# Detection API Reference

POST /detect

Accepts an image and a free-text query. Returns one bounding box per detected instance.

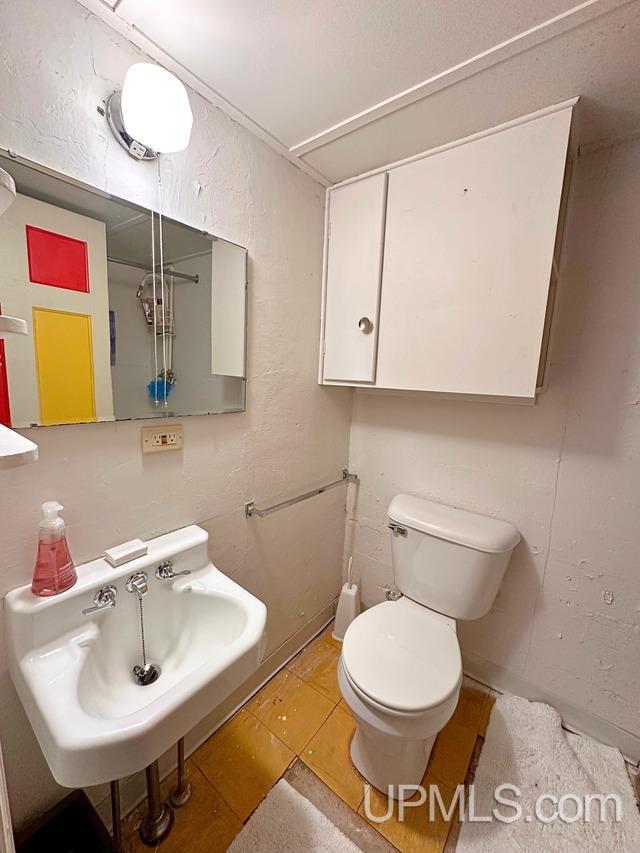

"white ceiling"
[80,0,640,185]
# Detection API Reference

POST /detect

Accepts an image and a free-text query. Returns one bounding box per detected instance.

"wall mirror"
[0,150,247,427]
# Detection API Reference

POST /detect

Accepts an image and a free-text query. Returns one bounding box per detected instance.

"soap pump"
[31,501,77,597]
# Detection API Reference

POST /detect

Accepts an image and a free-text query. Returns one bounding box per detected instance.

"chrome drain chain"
[126,570,162,687]
[138,596,148,668]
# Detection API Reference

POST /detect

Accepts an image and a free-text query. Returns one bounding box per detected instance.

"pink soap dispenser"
[31,501,78,597]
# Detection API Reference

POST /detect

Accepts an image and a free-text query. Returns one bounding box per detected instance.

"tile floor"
[123,625,494,852]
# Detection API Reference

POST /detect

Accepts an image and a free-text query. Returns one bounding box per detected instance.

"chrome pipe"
[170,738,192,807]
[139,760,173,846]
[110,780,122,853]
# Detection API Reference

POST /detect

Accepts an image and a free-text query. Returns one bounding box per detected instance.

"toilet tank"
[388,494,520,620]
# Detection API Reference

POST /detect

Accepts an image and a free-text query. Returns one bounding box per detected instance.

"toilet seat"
[342,598,462,714]
[340,660,414,717]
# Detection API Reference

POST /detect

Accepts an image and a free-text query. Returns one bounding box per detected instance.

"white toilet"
[339,493,520,799]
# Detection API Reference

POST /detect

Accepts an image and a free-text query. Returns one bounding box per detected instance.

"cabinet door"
[376,107,572,399]
[322,173,387,383]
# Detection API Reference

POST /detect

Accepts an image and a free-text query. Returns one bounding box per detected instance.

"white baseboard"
[462,653,640,766]
[95,598,337,829]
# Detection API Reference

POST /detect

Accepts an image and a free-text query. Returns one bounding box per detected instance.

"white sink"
[4,525,267,787]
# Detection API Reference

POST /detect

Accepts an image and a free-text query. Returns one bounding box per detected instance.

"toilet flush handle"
[388,522,407,537]
[377,583,402,602]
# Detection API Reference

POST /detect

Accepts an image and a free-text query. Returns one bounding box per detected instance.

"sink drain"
[134,661,161,686]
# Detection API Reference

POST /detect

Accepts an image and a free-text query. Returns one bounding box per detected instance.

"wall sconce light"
[107,63,193,161]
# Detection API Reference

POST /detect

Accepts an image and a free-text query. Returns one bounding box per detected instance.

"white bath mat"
[228,778,363,852]
[457,693,640,852]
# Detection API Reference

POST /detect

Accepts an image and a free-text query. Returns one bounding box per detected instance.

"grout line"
[297,705,338,756]
[236,643,340,755]
[287,666,342,705]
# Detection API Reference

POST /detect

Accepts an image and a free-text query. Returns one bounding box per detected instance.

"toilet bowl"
[339,493,520,799]
[339,596,462,798]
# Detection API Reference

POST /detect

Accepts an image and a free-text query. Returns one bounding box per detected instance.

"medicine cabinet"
[319,99,576,402]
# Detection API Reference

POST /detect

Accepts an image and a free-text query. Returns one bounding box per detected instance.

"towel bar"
[245,469,358,518]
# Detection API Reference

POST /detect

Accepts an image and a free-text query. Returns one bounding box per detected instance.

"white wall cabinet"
[319,100,575,402]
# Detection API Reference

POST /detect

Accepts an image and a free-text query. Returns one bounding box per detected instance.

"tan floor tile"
[427,720,478,789]
[245,668,335,753]
[190,708,247,768]
[197,710,295,821]
[301,706,366,810]
[359,774,457,853]
[321,622,344,650]
[288,635,342,702]
[339,697,352,716]
[478,693,496,738]
[126,767,241,853]
[449,686,488,734]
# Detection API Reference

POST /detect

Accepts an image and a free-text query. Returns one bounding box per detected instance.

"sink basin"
[4,525,267,787]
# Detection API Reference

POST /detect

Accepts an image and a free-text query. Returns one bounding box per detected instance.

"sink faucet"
[155,560,191,581]
[82,585,117,615]
[126,571,149,597]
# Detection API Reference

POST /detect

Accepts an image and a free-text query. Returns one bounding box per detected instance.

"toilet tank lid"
[388,494,520,554]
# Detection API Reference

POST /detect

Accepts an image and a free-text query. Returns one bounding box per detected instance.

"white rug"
[457,693,640,852]
[228,779,363,852]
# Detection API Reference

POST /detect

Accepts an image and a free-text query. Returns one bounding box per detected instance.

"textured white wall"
[0,0,351,828]
[348,138,640,745]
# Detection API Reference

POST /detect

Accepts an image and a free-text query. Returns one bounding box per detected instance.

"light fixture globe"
[107,63,193,161]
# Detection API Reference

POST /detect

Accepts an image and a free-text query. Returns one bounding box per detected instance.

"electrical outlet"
[142,425,184,454]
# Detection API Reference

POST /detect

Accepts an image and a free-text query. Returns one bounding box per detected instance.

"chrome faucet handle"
[155,560,191,581]
[126,570,149,597]
[82,585,117,615]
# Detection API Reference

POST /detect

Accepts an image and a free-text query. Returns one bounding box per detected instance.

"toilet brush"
[332,557,361,642]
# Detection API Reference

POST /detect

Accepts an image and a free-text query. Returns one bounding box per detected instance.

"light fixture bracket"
[106,92,158,161]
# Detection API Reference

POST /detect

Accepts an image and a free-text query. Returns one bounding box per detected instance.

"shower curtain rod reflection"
[107,256,200,284]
